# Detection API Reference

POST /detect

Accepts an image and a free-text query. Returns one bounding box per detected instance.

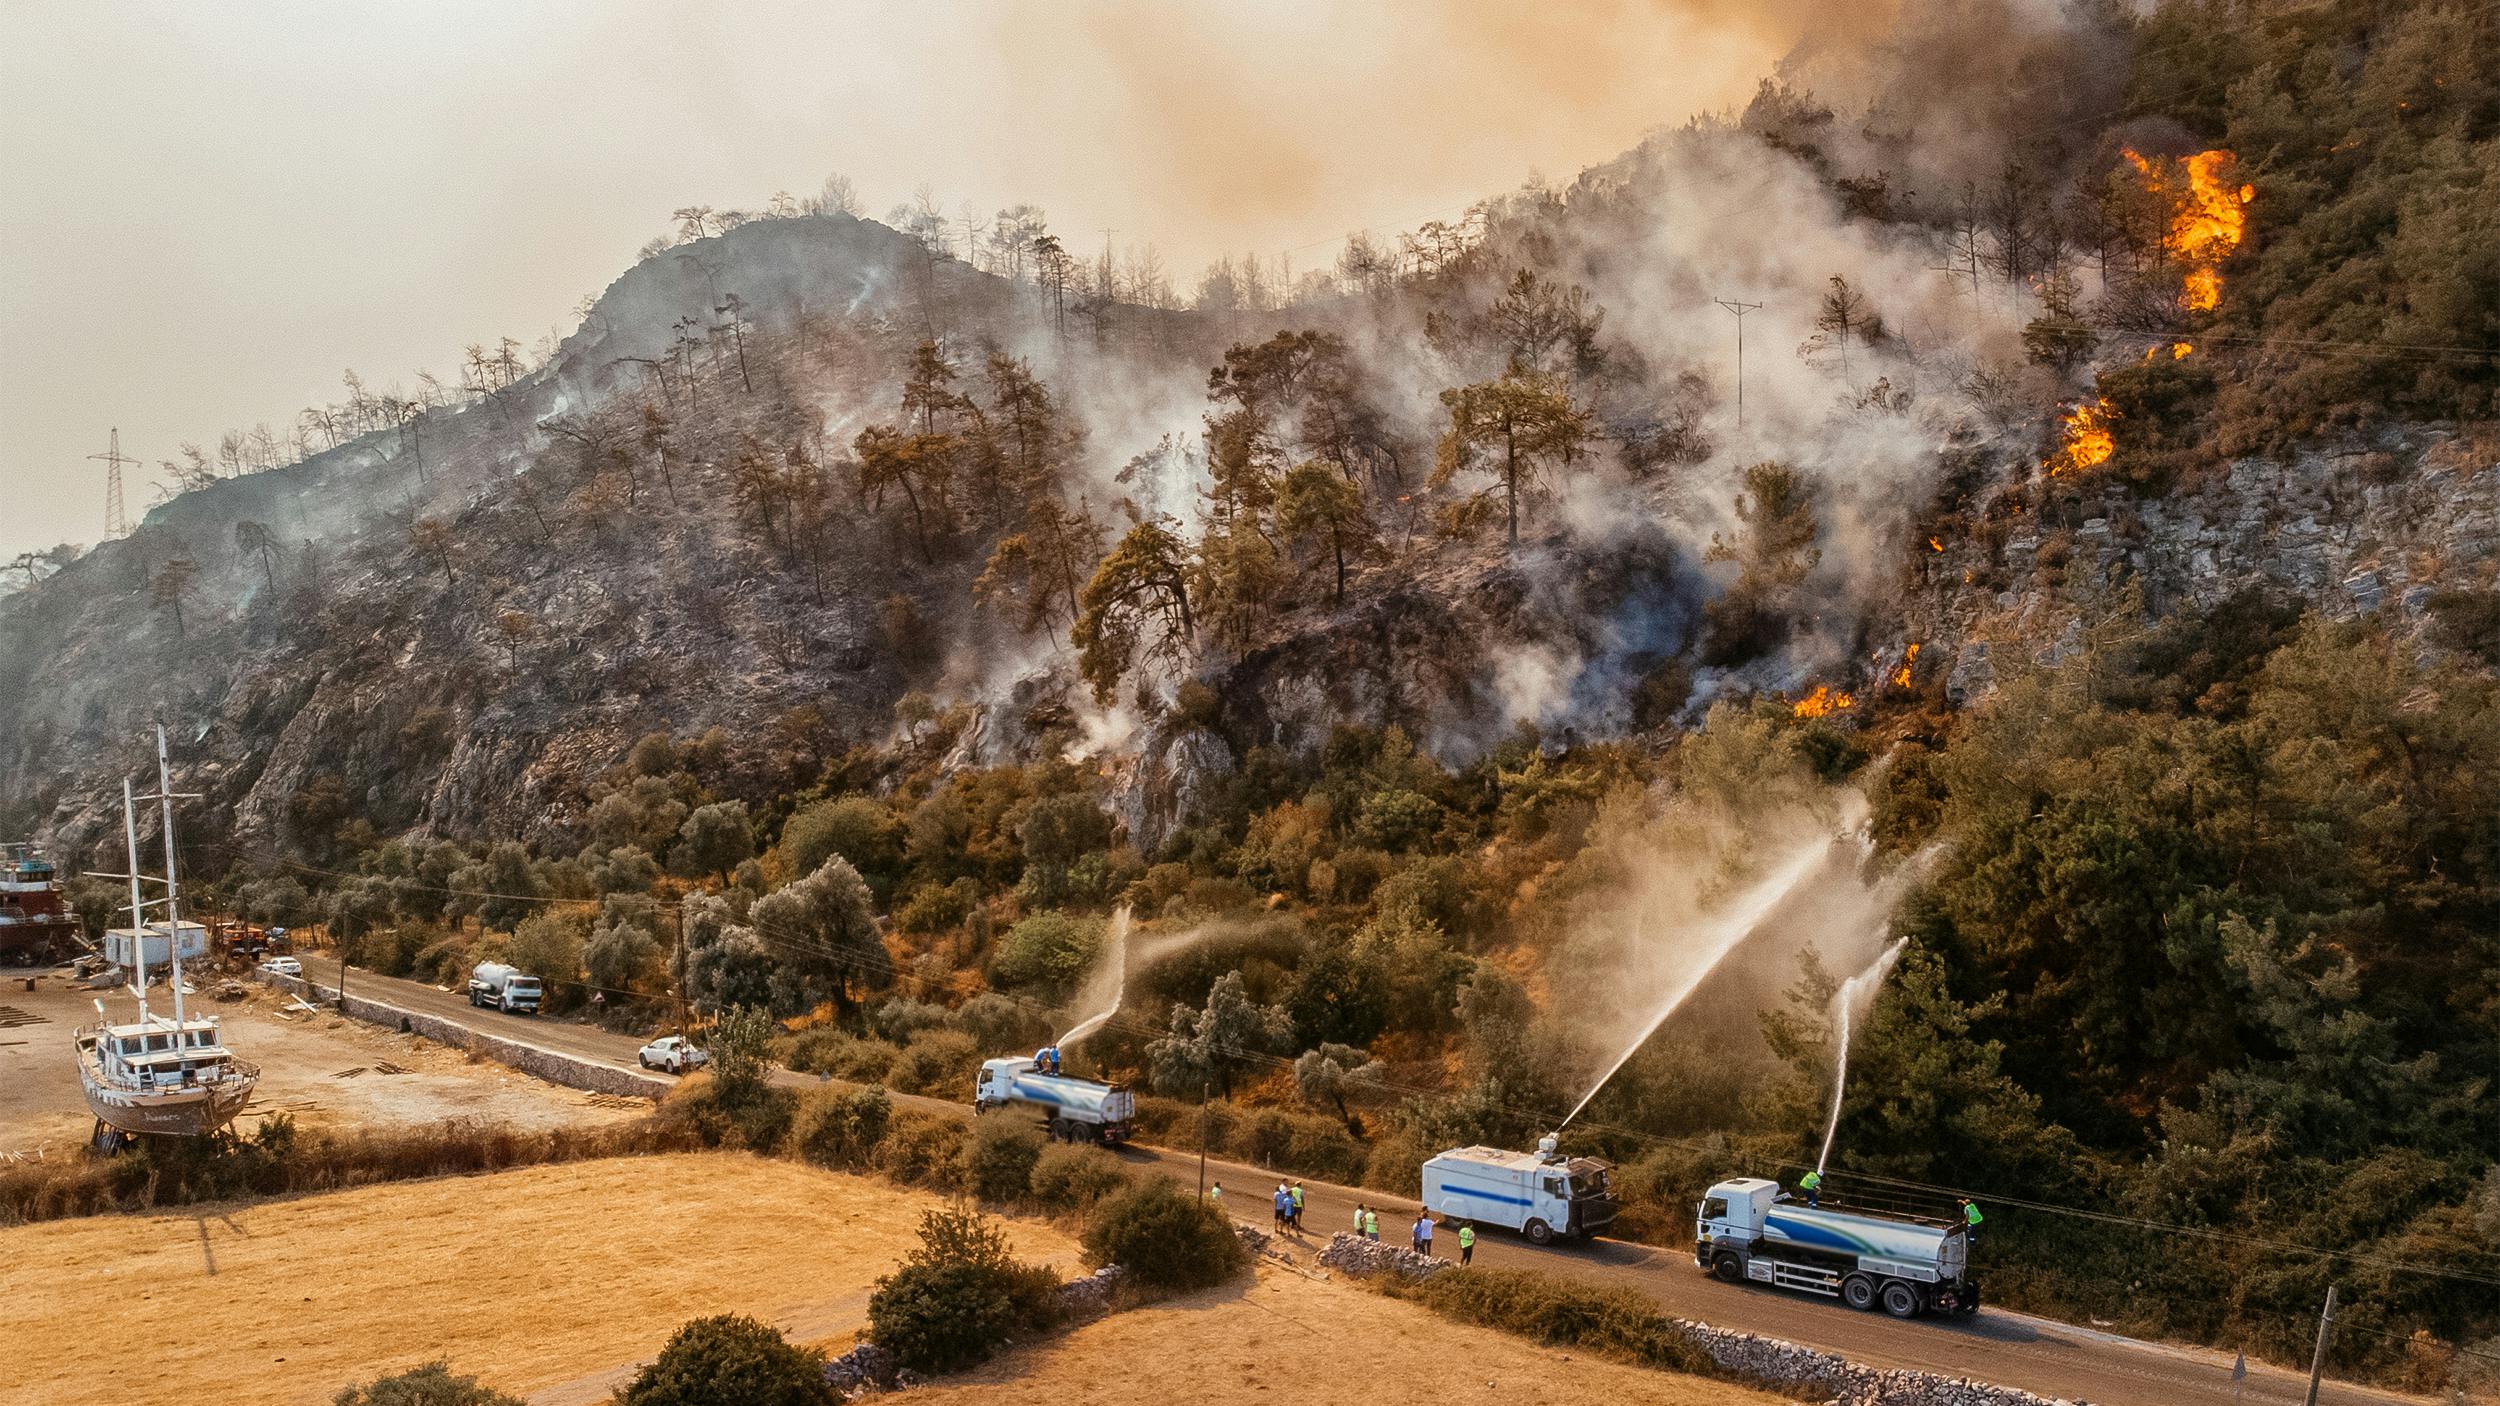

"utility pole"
[1713,300,1763,432]
[89,428,139,538]
[2302,1284,2338,1406]
[671,903,688,1035]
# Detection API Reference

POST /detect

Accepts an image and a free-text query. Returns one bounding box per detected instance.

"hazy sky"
[0,1,1805,559]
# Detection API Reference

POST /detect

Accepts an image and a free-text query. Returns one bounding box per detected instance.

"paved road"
[320,963,2421,1406]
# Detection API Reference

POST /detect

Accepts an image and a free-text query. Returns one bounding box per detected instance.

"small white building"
[103,921,208,971]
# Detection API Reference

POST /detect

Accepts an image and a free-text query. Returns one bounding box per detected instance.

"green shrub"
[611,1313,834,1406]
[358,925,428,978]
[781,1027,899,1084]
[1028,1143,1133,1211]
[330,1361,522,1406]
[505,909,588,1013]
[960,1114,1047,1201]
[867,1208,1064,1374]
[779,795,905,894]
[885,1027,980,1097]
[789,1084,893,1170]
[877,1110,970,1190]
[988,911,1101,998]
[870,998,954,1044]
[895,876,982,935]
[1081,1177,1246,1292]
[1383,1268,1722,1379]
[408,930,475,986]
[955,992,1051,1053]
[652,1070,795,1154]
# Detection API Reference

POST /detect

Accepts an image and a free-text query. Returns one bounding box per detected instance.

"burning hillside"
[2122,147,2254,312]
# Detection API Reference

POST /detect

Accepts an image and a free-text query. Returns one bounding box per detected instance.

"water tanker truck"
[1422,1135,1617,1244]
[973,1056,1135,1145]
[1695,1177,1977,1317]
[466,961,543,1014]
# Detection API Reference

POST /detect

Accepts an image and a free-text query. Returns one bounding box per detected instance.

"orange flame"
[2049,396,2118,476]
[1891,643,1921,688]
[1792,685,1856,719]
[1928,536,1945,553]
[2123,148,2252,312]
[2171,341,2194,359]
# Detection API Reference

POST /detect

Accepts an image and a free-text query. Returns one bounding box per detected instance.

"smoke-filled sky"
[0,0,1825,560]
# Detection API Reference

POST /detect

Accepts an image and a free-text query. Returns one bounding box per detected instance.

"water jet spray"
[1559,827,1857,1130]
[1055,904,1132,1050]
[1815,935,1907,1176]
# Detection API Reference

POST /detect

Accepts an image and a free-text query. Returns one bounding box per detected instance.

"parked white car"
[259,956,303,977]
[638,1035,707,1074]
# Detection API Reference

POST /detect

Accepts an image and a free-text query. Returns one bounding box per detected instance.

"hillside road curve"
[314,963,2427,1406]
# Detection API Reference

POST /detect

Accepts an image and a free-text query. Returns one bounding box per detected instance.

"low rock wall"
[1316,1231,1452,1280]
[250,970,668,1100]
[1676,1319,2088,1406]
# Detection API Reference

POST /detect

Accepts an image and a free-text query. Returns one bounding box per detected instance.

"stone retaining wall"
[1320,1233,2088,1406]
[250,970,669,1100]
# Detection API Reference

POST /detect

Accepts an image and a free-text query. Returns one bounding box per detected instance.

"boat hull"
[79,1057,260,1137]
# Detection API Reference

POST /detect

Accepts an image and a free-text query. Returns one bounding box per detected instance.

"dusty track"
[315,963,2422,1406]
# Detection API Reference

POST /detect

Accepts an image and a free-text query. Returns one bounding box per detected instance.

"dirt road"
[318,963,2422,1406]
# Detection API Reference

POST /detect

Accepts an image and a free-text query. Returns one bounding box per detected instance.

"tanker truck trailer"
[1695,1177,1977,1317]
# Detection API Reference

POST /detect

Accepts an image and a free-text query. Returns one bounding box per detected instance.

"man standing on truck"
[1800,1169,1823,1207]
[1960,1198,1984,1242]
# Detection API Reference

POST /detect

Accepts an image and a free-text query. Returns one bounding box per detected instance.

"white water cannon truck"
[1422,1135,1618,1244]
[1695,1177,1977,1318]
[973,1056,1136,1145]
[466,962,543,1015]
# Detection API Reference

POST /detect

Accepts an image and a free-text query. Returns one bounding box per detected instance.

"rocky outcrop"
[1918,428,2499,703]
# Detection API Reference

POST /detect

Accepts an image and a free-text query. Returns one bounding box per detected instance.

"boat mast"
[151,726,189,1032]
[120,775,151,1025]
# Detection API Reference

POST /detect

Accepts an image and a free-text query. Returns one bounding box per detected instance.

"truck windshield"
[1700,1196,1729,1220]
[1569,1169,1608,1197]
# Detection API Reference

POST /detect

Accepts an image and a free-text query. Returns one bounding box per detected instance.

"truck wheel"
[1525,1219,1554,1246]
[1880,1280,1922,1318]
[1711,1253,1744,1283]
[1841,1274,1878,1310]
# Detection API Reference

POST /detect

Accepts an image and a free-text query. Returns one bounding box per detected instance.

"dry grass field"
[0,1152,1085,1406]
[917,1261,1786,1406]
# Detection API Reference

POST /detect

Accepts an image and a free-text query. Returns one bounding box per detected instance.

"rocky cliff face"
[1910,427,2499,703]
